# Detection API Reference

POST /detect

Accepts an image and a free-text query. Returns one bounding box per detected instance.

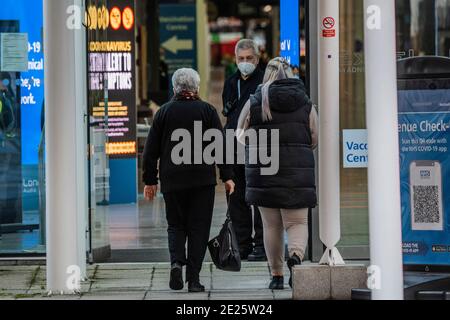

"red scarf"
[174,90,200,101]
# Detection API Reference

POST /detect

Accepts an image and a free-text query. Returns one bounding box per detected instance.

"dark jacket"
[222,68,264,130]
[143,99,233,193]
[245,78,317,209]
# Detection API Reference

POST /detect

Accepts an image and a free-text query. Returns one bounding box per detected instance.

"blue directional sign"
[159,3,197,89]
[280,0,300,68]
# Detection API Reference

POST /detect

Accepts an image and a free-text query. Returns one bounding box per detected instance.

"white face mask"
[237,62,256,77]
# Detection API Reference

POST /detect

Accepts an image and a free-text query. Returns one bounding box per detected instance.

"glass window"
[336,0,450,256]
[397,0,450,57]
[86,0,112,262]
[338,0,369,251]
[0,1,45,255]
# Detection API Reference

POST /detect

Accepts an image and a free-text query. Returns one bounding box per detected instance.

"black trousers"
[163,185,215,283]
[227,165,264,252]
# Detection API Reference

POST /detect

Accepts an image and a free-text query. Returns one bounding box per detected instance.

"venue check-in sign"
[88,0,136,159]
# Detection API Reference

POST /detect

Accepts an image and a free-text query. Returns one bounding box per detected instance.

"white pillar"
[363,1,404,300]
[44,0,87,294]
[318,0,344,265]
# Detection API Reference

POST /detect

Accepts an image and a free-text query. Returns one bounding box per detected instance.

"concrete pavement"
[0,262,293,300]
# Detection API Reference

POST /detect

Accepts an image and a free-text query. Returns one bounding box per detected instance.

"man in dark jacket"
[222,39,266,261]
[143,68,235,293]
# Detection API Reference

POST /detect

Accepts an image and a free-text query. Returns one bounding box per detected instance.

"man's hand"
[224,180,235,195]
[144,185,158,201]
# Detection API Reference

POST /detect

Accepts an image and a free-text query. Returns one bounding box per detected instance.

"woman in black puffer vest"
[236,58,318,290]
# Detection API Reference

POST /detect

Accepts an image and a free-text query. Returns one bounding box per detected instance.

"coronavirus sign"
[87,0,137,205]
[88,0,136,158]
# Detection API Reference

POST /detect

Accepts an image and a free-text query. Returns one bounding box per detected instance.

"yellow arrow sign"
[162,36,193,55]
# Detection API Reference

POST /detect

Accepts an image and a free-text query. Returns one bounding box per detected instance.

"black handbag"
[208,208,241,272]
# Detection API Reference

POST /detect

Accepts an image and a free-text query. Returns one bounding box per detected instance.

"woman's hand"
[144,185,158,201]
[224,180,235,195]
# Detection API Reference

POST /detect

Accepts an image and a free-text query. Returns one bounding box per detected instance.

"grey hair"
[172,68,200,94]
[261,57,294,122]
[235,39,260,57]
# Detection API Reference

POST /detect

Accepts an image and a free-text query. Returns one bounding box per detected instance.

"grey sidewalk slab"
[0,262,293,300]
[90,279,150,291]
[212,276,270,290]
[145,291,209,300]
[209,289,275,300]
[93,269,152,278]
[81,291,146,300]
[273,290,293,300]
[151,277,212,291]
[18,294,82,300]
[95,263,156,270]
[0,265,41,272]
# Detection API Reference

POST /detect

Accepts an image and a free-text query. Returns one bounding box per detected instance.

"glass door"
[86,0,112,262]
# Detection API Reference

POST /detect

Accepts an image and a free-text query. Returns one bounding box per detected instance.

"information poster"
[0,33,28,72]
[1,0,44,215]
[87,0,137,204]
[342,129,368,168]
[398,81,450,265]
[88,0,137,158]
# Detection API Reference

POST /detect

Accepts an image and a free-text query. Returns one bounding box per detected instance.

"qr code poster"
[398,85,450,266]
[410,163,443,231]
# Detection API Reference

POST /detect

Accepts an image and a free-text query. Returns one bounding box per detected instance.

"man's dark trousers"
[163,185,215,283]
[227,165,264,255]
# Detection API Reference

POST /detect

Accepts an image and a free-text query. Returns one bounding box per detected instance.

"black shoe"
[240,247,253,260]
[287,254,302,288]
[188,281,205,293]
[248,247,267,261]
[169,263,183,290]
[269,276,284,290]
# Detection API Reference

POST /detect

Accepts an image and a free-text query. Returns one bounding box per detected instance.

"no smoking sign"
[322,16,336,38]
[323,17,335,29]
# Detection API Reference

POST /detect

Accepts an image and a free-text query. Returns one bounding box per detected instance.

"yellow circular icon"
[101,6,109,30]
[122,7,134,31]
[97,6,104,29]
[110,7,122,30]
[87,5,97,30]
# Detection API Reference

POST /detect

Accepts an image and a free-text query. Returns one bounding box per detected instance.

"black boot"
[188,281,205,293]
[287,254,302,288]
[239,246,253,260]
[169,263,183,290]
[269,276,284,290]
[247,246,267,261]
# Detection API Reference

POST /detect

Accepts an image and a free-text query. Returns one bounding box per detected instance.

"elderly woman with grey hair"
[143,68,235,293]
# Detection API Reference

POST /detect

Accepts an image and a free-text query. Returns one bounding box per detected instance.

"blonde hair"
[261,58,294,122]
